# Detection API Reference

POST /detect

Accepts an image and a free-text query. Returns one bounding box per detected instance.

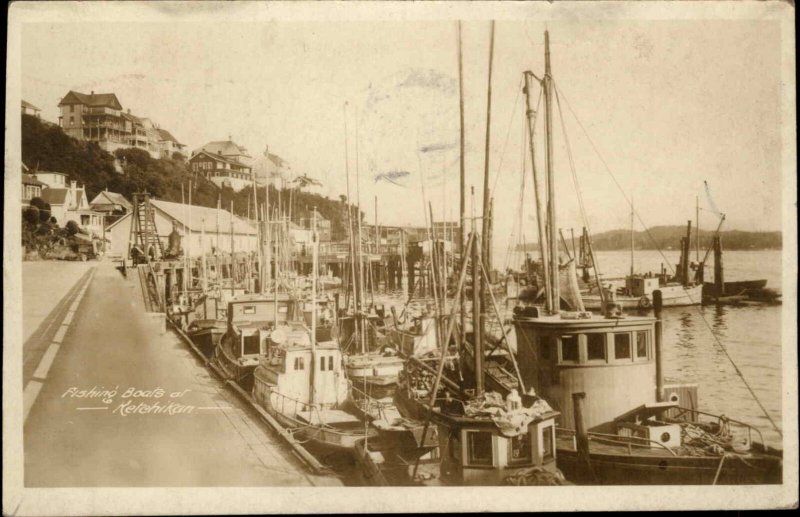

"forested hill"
[516,225,782,251]
[20,114,358,238]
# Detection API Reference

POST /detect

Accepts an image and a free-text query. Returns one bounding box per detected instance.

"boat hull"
[210,344,257,391]
[582,284,703,311]
[556,445,782,485]
[187,324,225,359]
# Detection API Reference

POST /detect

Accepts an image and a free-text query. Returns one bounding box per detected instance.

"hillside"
[21,114,359,238]
[515,225,782,252]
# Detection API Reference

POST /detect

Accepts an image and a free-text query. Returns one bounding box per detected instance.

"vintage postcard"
[4,1,797,514]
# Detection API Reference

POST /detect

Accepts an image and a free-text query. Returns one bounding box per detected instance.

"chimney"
[90,90,95,96]
[127,108,131,114]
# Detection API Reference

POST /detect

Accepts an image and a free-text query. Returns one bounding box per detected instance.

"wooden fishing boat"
[252,215,374,452]
[186,318,226,358]
[582,280,703,311]
[210,293,298,391]
[252,326,376,451]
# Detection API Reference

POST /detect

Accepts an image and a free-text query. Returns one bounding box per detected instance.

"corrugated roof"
[59,90,123,110]
[41,188,69,205]
[152,199,257,235]
[22,100,41,111]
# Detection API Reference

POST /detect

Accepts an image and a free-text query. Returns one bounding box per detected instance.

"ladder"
[128,192,164,263]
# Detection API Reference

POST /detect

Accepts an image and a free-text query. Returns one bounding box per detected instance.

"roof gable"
[22,100,41,111]
[59,90,123,110]
[189,150,250,168]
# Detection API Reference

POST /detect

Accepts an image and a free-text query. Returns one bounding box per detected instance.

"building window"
[508,434,533,466]
[293,357,305,371]
[243,305,256,315]
[70,105,74,112]
[466,431,493,466]
[587,333,606,361]
[614,333,632,360]
[320,356,326,371]
[70,116,74,126]
[328,356,334,371]
[636,331,648,360]
[560,335,579,363]
[542,426,555,462]
[81,215,89,225]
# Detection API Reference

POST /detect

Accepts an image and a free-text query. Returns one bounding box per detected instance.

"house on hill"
[252,144,292,188]
[189,139,254,191]
[105,198,258,258]
[21,169,46,207]
[22,100,41,118]
[58,89,183,159]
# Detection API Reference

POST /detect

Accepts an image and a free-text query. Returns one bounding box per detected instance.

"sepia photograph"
[4,1,797,514]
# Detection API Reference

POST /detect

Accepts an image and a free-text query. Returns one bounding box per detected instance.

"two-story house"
[21,100,41,118]
[21,164,45,207]
[189,140,254,191]
[40,179,105,238]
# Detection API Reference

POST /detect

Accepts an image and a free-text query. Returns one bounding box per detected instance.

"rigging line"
[489,76,524,197]
[503,106,530,273]
[553,80,782,438]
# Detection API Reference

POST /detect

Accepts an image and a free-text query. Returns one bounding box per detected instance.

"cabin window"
[614,333,632,360]
[538,335,553,360]
[586,333,607,362]
[542,426,555,462]
[243,305,256,315]
[560,335,579,363]
[293,357,305,370]
[466,431,493,466]
[636,331,649,360]
[328,356,334,371]
[320,356,326,371]
[242,334,260,355]
[508,434,533,466]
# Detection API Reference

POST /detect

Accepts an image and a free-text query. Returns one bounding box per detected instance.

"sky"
[20,11,786,262]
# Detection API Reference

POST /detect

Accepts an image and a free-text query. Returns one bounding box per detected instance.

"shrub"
[65,220,81,236]
[23,206,40,226]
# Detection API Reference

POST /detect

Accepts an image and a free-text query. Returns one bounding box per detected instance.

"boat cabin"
[256,330,349,410]
[625,276,660,298]
[434,395,561,485]
[513,309,657,433]
[220,294,298,364]
[389,315,439,357]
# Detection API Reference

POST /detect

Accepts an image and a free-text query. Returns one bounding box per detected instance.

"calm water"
[369,249,784,447]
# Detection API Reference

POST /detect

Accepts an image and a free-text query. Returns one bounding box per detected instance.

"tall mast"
[188,181,193,290]
[457,20,467,352]
[696,195,700,263]
[201,218,207,292]
[355,111,366,354]
[343,102,358,317]
[523,71,552,312]
[630,198,635,277]
[229,200,235,296]
[480,20,495,274]
[544,30,560,313]
[252,168,262,293]
[310,208,318,405]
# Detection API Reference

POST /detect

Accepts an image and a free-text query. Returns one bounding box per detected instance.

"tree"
[23,206,40,226]
[65,220,81,236]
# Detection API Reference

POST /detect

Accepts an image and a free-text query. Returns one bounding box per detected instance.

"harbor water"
[370,249,784,448]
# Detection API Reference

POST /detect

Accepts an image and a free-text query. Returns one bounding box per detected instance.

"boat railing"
[556,427,678,457]
[667,406,763,447]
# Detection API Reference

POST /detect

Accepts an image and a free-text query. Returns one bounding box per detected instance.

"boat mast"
[355,112,366,354]
[310,208,318,406]
[188,181,193,290]
[696,195,700,263]
[630,198,635,277]
[229,200,235,296]
[252,168,262,293]
[544,30,560,313]
[458,20,467,353]
[480,20,495,275]
[523,71,552,312]
[343,102,358,320]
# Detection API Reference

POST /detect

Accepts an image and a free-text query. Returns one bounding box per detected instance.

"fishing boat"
[509,32,782,485]
[210,292,298,391]
[251,211,374,451]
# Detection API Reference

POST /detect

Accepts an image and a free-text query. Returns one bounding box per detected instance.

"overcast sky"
[21,9,786,261]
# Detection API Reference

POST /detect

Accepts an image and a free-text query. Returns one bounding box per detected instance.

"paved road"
[23,260,338,487]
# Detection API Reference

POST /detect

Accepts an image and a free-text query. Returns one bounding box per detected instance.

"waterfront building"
[21,167,45,207]
[105,198,258,258]
[189,139,254,191]
[89,189,133,226]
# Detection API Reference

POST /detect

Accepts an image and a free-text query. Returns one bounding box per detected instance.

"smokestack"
[90,90,95,96]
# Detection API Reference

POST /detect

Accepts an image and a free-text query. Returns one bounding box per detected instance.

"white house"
[40,180,105,238]
[105,198,258,258]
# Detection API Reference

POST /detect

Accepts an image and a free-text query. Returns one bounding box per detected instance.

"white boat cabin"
[513,308,657,433]
[221,294,298,364]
